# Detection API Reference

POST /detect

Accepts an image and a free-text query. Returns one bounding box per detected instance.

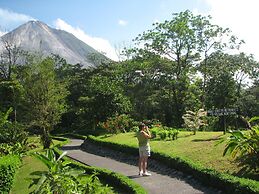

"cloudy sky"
[0,0,258,61]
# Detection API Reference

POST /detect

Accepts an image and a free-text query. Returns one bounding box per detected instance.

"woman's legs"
[138,156,143,173]
[142,156,148,173]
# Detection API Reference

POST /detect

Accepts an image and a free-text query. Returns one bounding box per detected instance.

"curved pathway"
[62,139,221,194]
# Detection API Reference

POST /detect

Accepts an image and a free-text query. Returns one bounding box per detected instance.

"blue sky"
[0,0,259,60]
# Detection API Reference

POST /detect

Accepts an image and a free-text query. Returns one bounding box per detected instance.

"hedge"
[0,155,21,193]
[53,138,146,194]
[53,133,87,140]
[87,135,259,194]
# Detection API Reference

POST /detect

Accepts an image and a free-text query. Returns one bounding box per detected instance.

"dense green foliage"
[223,117,259,173]
[0,10,258,135]
[98,114,136,133]
[31,149,112,194]
[0,9,258,191]
[0,108,28,157]
[150,126,179,140]
[0,155,21,193]
[21,58,68,148]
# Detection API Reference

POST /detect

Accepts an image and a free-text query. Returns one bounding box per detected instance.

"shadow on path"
[79,140,221,194]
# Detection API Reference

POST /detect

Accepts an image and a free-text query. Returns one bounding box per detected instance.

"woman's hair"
[138,122,145,131]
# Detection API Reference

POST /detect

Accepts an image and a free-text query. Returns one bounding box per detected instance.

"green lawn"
[10,155,47,194]
[10,136,115,194]
[10,136,65,193]
[99,131,243,175]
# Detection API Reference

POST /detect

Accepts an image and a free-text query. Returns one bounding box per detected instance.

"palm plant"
[223,116,259,172]
[31,149,86,194]
[182,109,207,135]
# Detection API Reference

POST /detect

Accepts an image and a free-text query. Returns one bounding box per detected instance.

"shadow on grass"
[192,135,225,142]
[99,134,114,139]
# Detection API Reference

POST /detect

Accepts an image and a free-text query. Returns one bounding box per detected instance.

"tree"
[21,57,68,148]
[79,73,131,130]
[0,38,23,80]
[194,15,243,107]
[127,10,201,127]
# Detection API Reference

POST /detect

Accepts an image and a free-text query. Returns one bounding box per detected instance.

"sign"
[207,108,237,116]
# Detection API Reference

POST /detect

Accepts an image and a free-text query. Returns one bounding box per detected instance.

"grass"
[99,131,249,176]
[10,136,65,193]
[10,136,115,194]
[10,155,47,194]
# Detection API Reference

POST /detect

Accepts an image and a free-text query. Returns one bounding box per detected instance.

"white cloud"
[0,8,35,31]
[118,19,128,26]
[54,18,118,61]
[202,0,259,60]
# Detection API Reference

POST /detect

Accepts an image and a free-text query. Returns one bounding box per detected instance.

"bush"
[150,128,158,138]
[0,143,27,157]
[99,114,136,134]
[31,149,112,194]
[0,155,21,193]
[168,129,179,140]
[151,126,179,141]
[223,116,259,173]
[0,108,28,145]
[158,130,167,140]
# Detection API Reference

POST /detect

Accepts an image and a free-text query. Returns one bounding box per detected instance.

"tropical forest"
[0,10,258,194]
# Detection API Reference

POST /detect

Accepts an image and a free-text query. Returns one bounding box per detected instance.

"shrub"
[142,119,161,128]
[182,109,207,135]
[131,126,139,132]
[0,155,21,193]
[31,149,112,194]
[99,114,135,134]
[223,116,259,173]
[168,129,179,140]
[158,130,167,140]
[0,108,28,145]
[0,142,27,157]
[150,128,158,138]
[31,149,86,193]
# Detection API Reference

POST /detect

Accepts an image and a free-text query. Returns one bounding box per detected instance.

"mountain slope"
[0,20,109,67]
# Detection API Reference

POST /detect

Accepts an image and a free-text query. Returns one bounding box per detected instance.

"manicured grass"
[10,136,66,193]
[10,156,47,194]
[11,136,116,194]
[99,131,244,175]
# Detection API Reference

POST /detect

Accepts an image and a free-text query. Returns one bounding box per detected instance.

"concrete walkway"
[62,139,220,194]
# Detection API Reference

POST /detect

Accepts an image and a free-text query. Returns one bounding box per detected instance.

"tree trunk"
[42,127,52,149]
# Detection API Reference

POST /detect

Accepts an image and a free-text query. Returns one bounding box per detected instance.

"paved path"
[62,139,220,194]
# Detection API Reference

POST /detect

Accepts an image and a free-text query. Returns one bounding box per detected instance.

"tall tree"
[78,70,132,130]
[127,10,200,126]
[21,57,68,148]
[0,38,22,80]
[194,15,243,107]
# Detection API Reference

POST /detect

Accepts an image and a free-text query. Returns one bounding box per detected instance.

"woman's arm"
[142,127,152,138]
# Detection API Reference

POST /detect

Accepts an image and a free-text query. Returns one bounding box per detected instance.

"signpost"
[207,108,237,116]
[207,108,238,134]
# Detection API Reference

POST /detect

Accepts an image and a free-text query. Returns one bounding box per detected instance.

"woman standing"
[136,123,152,176]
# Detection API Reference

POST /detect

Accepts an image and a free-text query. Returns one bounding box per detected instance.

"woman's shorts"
[139,145,150,157]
